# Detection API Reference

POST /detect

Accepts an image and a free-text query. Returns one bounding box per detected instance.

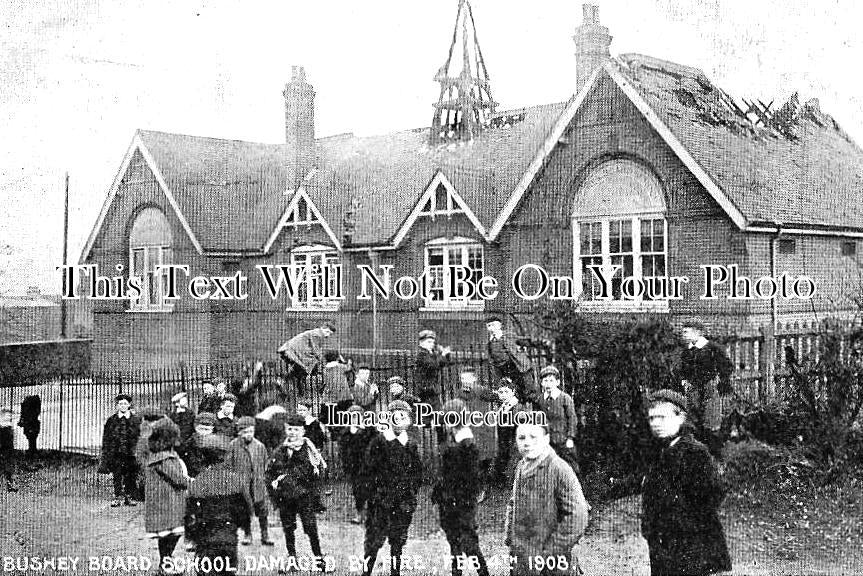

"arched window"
[129,207,173,311]
[572,159,668,308]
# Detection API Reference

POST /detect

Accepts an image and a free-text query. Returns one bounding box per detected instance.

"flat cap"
[539,365,560,378]
[441,398,467,413]
[195,412,217,426]
[285,413,306,427]
[235,416,256,430]
[170,392,188,403]
[485,315,503,324]
[346,404,364,413]
[647,389,688,412]
[387,400,412,414]
[115,393,132,403]
[418,329,436,341]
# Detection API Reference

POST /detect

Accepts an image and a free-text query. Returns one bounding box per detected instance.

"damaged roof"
[613,53,863,230]
[118,53,863,256]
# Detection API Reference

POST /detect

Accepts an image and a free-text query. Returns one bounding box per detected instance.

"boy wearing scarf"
[362,400,423,576]
[338,405,378,524]
[265,413,330,570]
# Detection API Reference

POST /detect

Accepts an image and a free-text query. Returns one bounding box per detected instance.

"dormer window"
[419,184,464,218]
[284,196,320,227]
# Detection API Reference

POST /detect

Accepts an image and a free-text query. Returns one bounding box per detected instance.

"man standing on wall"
[278,322,336,399]
[485,315,540,407]
[678,321,734,460]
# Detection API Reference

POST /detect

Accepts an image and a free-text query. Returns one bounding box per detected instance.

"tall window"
[284,195,320,227]
[129,207,173,311]
[288,246,341,310]
[423,238,484,310]
[573,160,668,308]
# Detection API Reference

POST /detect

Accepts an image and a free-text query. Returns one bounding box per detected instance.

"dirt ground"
[1,453,862,575]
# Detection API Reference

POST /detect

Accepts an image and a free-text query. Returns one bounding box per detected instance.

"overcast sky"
[2,0,861,294]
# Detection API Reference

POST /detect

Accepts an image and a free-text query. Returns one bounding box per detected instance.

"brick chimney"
[573,4,612,93]
[283,65,316,189]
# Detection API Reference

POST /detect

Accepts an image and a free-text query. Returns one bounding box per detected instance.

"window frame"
[421,237,485,311]
[128,244,174,312]
[286,245,342,312]
[572,212,669,311]
[418,184,465,218]
[283,196,321,228]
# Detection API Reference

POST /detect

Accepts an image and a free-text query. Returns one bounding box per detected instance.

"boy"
[319,351,353,425]
[337,405,377,524]
[537,366,579,473]
[0,408,18,491]
[485,315,540,406]
[179,412,216,478]
[432,399,490,576]
[362,400,423,576]
[678,321,734,459]
[278,322,336,397]
[213,393,238,438]
[387,376,419,408]
[454,370,498,502]
[228,416,274,546]
[491,378,527,486]
[198,378,225,415]
[296,398,331,500]
[99,393,142,507]
[352,365,379,412]
[506,421,589,576]
[18,395,40,457]
[265,413,331,570]
[642,389,731,576]
[168,392,196,446]
[414,330,451,412]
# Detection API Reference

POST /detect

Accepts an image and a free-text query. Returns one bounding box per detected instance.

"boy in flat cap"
[338,405,378,524]
[278,322,337,398]
[362,400,423,576]
[352,365,380,412]
[228,416,274,546]
[265,413,330,568]
[678,321,734,459]
[486,315,541,407]
[415,330,452,443]
[99,393,142,507]
[213,393,238,438]
[387,376,420,408]
[641,389,731,576]
[169,392,196,446]
[537,366,579,473]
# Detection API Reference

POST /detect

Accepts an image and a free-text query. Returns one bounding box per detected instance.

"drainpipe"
[770,222,782,335]
[368,249,379,369]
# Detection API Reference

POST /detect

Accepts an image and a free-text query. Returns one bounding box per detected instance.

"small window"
[841,240,857,257]
[778,238,796,254]
[419,183,463,217]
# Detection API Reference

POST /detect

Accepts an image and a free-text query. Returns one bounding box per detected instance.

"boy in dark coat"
[198,379,226,415]
[432,399,490,576]
[491,378,528,486]
[99,394,141,507]
[642,390,731,576]
[338,405,377,524]
[0,409,18,492]
[179,412,216,478]
[186,434,249,576]
[228,416,274,546]
[296,398,331,503]
[213,394,238,438]
[362,400,423,576]
[485,315,540,406]
[318,351,354,425]
[168,392,196,446]
[679,322,734,459]
[352,366,380,412]
[18,395,40,457]
[265,413,330,568]
[415,330,452,410]
[538,366,579,473]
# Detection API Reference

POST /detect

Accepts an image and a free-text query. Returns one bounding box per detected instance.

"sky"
[1,0,861,294]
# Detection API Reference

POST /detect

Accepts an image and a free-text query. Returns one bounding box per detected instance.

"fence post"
[180,362,187,393]
[58,377,64,452]
[759,324,776,401]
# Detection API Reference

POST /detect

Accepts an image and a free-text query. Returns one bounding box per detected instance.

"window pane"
[132,249,144,276]
[435,186,448,212]
[428,247,444,266]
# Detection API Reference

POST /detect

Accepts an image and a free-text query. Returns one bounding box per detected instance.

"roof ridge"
[137,128,280,147]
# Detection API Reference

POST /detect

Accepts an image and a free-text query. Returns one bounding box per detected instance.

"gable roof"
[611,54,863,232]
[85,54,863,258]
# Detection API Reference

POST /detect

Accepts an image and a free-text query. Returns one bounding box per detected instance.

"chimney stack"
[283,65,316,190]
[573,4,612,93]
